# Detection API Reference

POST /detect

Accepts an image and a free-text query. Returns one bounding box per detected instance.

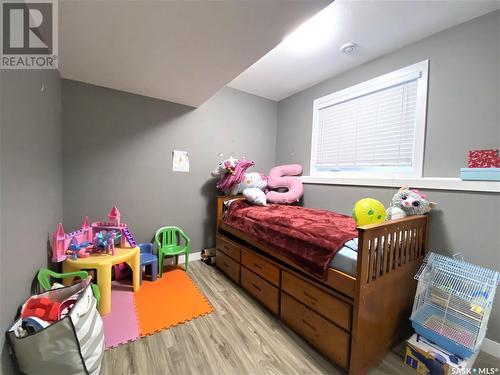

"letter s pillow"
[266,164,303,204]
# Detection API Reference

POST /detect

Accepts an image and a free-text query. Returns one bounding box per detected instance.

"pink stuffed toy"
[211,157,267,196]
[211,158,304,205]
[266,164,304,204]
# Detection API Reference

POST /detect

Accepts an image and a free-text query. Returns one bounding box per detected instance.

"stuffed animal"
[211,157,267,196]
[211,158,304,205]
[386,186,437,221]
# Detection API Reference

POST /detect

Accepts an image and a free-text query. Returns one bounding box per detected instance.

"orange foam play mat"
[134,267,214,336]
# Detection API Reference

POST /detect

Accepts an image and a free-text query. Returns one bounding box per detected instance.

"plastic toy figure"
[93,230,121,255]
[66,238,92,260]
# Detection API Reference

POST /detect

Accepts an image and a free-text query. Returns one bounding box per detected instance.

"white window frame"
[310,60,429,179]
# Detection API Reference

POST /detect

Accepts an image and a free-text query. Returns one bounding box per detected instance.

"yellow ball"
[352,198,386,226]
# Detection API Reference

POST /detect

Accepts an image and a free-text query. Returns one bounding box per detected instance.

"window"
[310,60,429,179]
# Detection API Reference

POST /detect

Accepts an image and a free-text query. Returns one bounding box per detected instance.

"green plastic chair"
[155,226,190,277]
[37,268,100,307]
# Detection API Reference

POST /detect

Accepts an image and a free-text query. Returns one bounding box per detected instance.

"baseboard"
[482,338,500,358]
[178,251,201,263]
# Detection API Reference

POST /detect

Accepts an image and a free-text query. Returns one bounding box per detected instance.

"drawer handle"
[253,263,263,269]
[223,245,229,250]
[301,319,317,332]
[303,291,318,302]
[223,262,229,268]
[252,283,261,292]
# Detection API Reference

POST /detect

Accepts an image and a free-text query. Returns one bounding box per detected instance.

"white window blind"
[311,61,428,178]
[316,79,417,168]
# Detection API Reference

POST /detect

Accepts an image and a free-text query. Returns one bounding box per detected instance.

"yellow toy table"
[62,247,140,315]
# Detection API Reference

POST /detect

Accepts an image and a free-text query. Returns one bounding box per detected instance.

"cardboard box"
[404,334,478,375]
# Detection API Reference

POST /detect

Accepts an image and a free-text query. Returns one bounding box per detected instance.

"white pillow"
[243,188,267,206]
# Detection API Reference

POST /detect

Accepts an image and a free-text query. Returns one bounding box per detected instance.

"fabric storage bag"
[7,280,104,375]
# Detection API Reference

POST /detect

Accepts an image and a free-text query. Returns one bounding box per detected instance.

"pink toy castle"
[52,217,93,262]
[107,206,120,225]
[52,206,137,263]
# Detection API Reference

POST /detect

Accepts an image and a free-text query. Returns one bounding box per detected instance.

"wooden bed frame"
[215,196,429,374]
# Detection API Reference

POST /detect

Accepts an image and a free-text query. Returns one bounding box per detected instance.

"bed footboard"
[350,215,429,374]
[216,196,429,373]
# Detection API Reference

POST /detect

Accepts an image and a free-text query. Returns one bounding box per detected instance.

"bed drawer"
[241,267,279,314]
[216,235,241,262]
[281,292,350,369]
[282,271,351,331]
[241,249,280,287]
[216,249,240,284]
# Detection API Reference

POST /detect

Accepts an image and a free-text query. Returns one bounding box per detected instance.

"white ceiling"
[59,0,330,107]
[228,1,500,101]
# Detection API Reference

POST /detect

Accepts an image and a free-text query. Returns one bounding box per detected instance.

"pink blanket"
[224,200,358,278]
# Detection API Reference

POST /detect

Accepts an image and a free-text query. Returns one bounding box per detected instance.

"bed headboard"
[216,196,243,230]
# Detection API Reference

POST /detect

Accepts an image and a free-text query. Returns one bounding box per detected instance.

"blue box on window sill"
[460,168,500,181]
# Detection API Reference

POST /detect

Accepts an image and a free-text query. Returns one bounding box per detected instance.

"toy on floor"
[386,186,437,221]
[201,248,216,265]
[352,198,386,226]
[52,206,137,262]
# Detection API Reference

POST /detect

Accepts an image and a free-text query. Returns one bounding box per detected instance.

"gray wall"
[0,70,63,374]
[0,14,498,375]
[62,82,277,253]
[276,11,500,341]
[277,10,499,177]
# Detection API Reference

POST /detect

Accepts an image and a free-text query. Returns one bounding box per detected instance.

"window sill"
[301,176,500,193]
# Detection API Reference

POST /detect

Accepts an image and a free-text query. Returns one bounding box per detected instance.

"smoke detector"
[340,43,358,55]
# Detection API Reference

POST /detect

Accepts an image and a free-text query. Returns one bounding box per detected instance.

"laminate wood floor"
[101,260,499,375]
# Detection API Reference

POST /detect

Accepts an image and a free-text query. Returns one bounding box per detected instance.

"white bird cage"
[411,252,499,358]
